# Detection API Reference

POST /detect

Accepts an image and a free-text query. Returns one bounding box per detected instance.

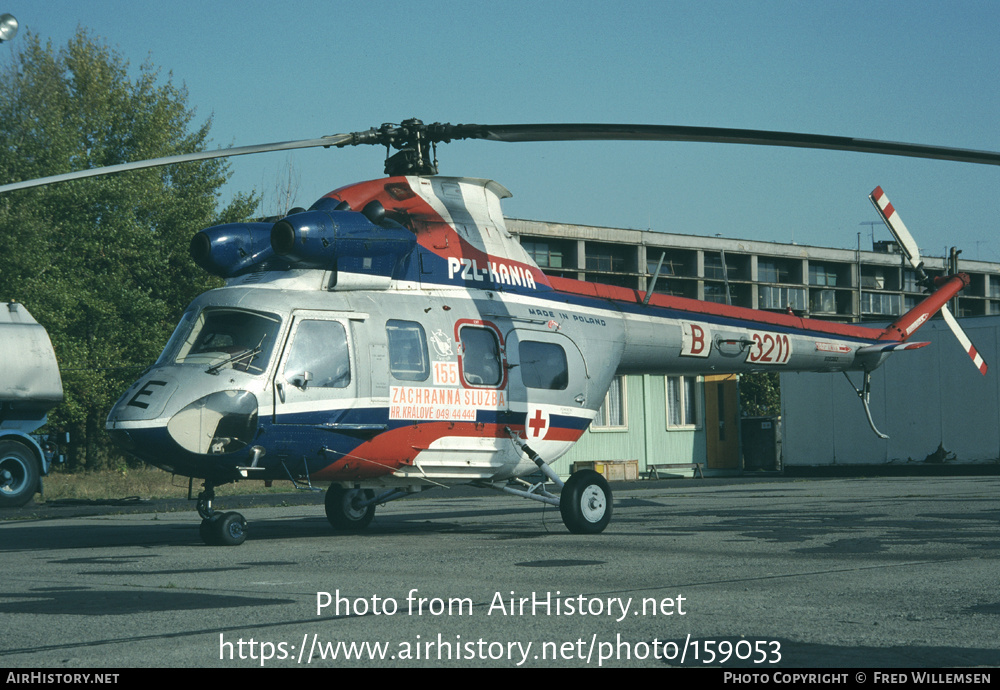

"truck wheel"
[0,441,41,508]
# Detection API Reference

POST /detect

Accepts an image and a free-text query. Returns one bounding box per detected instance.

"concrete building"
[506,218,1000,476]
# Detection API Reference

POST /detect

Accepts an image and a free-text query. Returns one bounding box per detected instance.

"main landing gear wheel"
[560,469,613,534]
[325,485,375,531]
[0,440,40,508]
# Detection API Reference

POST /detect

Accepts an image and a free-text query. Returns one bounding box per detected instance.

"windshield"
[157,308,281,375]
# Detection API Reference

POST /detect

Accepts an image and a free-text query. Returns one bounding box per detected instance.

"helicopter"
[2,120,997,545]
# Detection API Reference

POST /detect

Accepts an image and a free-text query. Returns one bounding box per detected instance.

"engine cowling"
[189,222,279,277]
[270,204,416,278]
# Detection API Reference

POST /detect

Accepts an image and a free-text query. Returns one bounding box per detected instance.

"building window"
[666,376,699,428]
[903,270,923,293]
[647,248,692,277]
[860,268,886,290]
[809,263,839,287]
[758,258,797,284]
[861,292,902,316]
[703,252,726,280]
[759,286,806,311]
[586,272,637,289]
[704,282,729,304]
[593,376,626,429]
[651,280,698,299]
[704,251,746,280]
[810,289,836,314]
[586,242,631,273]
[522,240,565,269]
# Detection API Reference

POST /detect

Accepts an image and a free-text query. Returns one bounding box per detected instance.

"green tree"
[739,372,781,417]
[0,28,258,469]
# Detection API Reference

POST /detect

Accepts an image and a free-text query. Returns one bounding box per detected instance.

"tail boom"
[878,273,970,342]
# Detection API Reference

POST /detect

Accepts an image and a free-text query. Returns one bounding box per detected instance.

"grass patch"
[39,466,298,503]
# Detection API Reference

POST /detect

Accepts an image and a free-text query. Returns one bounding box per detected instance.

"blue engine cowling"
[190,201,416,279]
[190,222,284,277]
[270,202,416,277]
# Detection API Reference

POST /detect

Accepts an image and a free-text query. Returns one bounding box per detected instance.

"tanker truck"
[0,301,64,507]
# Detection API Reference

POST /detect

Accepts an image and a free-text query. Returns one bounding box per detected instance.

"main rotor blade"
[0,133,356,194]
[6,120,998,195]
[457,124,1000,167]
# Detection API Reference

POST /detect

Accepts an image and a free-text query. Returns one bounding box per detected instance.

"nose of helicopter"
[108,374,179,422]
[106,371,259,463]
[106,372,179,460]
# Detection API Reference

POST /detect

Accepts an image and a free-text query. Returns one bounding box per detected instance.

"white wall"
[781,316,1000,466]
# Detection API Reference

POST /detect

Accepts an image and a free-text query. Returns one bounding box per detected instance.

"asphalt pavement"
[1,474,998,669]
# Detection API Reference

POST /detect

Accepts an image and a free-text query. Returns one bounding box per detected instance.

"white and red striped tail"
[869,185,988,376]
[941,307,989,375]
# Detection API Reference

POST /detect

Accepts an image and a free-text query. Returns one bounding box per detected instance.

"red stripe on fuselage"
[312,421,584,481]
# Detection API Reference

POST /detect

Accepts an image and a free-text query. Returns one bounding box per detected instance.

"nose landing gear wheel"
[196,484,247,545]
[559,469,613,534]
[200,511,247,546]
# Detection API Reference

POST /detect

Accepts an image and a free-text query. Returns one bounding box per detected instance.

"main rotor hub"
[378,119,439,176]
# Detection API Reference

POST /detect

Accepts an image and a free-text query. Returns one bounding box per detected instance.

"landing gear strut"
[196,483,247,546]
[502,428,614,534]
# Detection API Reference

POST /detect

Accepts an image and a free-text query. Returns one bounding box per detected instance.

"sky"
[4,0,999,261]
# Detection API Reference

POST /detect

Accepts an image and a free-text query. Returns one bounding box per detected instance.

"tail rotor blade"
[940,305,989,375]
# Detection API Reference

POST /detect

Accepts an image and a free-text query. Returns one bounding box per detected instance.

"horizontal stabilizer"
[856,341,929,356]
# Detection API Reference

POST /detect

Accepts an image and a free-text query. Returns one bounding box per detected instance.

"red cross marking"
[528,408,547,438]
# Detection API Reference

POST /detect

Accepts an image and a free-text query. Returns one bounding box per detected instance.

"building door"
[703,374,740,469]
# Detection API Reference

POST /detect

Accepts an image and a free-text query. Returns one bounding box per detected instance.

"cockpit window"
[282,319,351,388]
[159,308,281,375]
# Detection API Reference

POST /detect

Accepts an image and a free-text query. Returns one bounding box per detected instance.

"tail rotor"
[869,186,988,375]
